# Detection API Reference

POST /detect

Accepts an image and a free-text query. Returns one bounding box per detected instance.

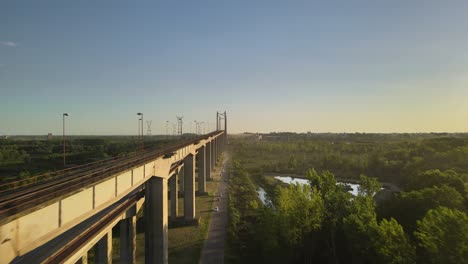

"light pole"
[63,113,69,167]
[166,120,169,138]
[137,113,144,150]
[138,118,141,139]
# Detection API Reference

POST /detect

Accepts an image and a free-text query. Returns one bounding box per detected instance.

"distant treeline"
[0,136,181,183]
[231,134,468,188]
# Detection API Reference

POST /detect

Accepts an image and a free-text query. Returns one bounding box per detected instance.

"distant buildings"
[47,133,53,140]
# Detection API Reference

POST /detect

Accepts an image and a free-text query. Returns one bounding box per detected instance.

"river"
[257,176,361,205]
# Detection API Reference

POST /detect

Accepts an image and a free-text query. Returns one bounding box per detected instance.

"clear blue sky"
[1,1,468,135]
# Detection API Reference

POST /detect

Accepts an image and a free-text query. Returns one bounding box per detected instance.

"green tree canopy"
[414,206,468,264]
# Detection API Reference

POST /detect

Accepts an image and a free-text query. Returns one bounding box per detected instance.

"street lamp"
[194,120,197,135]
[137,113,144,150]
[199,122,205,134]
[63,113,69,167]
[166,120,169,138]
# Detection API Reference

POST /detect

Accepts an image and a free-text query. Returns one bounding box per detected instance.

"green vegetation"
[231,133,468,187]
[227,133,468,264]
[0,135,180,186]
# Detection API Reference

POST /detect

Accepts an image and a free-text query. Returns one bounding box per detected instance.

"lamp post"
[200,122,205,134]
[166,120,169,138]
[138,118,141,148]
[63,113,69,167]
[137,113,144,150]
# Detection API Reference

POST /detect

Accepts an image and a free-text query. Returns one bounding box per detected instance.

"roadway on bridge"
[199,155,229,264]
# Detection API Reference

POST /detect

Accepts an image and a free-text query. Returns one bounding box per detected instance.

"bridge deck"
[0,131,221,222]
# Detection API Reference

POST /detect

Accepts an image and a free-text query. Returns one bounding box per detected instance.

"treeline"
[227,161,468,263]
[230,135,468,187]
[0,136,177,184]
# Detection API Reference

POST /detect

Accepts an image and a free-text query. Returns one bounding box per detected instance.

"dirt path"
[199,158,229,264]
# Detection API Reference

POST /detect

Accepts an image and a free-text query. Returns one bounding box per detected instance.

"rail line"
[0,131,222,219]
[43,190,143,264]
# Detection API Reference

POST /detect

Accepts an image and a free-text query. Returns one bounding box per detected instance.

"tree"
[358,175,382,197]
[307,169,353,263]
[384,185,465,233]
[288,154,297,171]
[343,195,378,263]
[371,218,415,264]
[274,184,324,247]
[344,198,415,264]
[407,169,465,196]
[414,206,468,264]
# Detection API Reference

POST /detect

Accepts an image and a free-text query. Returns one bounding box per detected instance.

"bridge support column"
[214,138,218,166]
[76,254,88,264]
[120,216,136,264]
[211,140,215,171]
[170,172,178,221]
[219,136,222,154]
[218,137,221,162]
[179,167,184,194]
[206,142,212,180]
[95,231,112,264]
[197,146,206,193]
[184,154,195,221]
[218,138,221,163]
[145,177,168,264]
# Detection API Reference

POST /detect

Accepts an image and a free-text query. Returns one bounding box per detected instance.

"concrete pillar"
[170,172,178,221]
[76,254,88,264]
[145,177,168,264]
[179,166,184,193]
[197,146,206,193]
[218,137,221,161]
[206,142,212,180]
[219,135,222,153]
[184,154,195,221]
[218,138,221,163]
[95,231,112,264]
[214,138,217,166]
[120,216,136,264]
[224,111,228,143]
[210,140,215,171]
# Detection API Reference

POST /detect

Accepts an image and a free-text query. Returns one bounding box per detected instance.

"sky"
[1,0,468,135]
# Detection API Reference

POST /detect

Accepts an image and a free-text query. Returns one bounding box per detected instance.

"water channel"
[257,176,361,205]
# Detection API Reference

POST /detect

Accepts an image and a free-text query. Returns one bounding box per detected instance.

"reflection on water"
[274,176,309,185]
[274,176,360,196]
[257,176,363,205]
[257,187,269,205]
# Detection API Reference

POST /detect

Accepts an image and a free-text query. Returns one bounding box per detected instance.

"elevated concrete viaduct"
[0,126,227,264]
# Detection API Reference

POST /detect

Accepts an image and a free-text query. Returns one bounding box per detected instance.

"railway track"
[0,131,222,220]
[43,190,143,264]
